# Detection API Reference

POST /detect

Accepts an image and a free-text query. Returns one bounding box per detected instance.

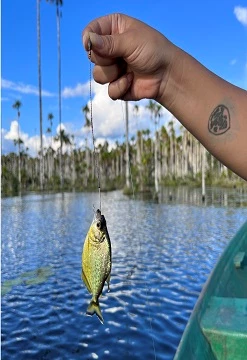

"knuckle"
[108,84,119,101]
[104,36,115,56]
[93,67,106,85]
[108,77,128,100]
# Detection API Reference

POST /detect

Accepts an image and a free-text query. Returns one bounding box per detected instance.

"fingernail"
[82,33,89,50]
[89,32,104,49]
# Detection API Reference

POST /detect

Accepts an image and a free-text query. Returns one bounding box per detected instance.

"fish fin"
[106,274,111,292]
[86,299,104,324]
[81,271,92,294]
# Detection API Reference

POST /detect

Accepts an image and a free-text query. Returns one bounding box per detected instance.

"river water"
[1,188,247,360]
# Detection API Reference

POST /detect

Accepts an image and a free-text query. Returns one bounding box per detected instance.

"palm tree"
[201,145,206,202]
[153,104,162,193]
[133,104,139,117]
[168,119,175,176]
[12,100,22,188]
[46,113,54,181]
[133,103,139,132]
[136,130,144,191]
[180,125,188,178]
[47,112,54,148]
[56,0,63,189]
[160,125,169,178]
[146,100,156,123]
[47,0,63,189]
[146,100,162,193]
[82,104,90,128]
[71,135,76,188]
[54,128,71,186]
[37,0,44,190]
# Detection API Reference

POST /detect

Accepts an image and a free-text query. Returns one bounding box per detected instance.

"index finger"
[82,13,126,50]
[82,15,113,50]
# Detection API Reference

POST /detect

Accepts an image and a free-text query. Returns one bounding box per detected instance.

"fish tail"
[86,299,104,324]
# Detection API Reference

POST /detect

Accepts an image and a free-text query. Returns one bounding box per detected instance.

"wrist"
[157,43,184,111]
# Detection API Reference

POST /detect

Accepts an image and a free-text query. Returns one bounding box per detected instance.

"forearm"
[159,45,247,180]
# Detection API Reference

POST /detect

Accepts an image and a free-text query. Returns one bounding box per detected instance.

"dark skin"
[83,13,247,180]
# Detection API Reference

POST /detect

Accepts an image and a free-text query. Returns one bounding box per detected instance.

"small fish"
[82,209,112,324]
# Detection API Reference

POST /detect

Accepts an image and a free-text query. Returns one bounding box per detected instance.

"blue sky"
[1,0,247,155]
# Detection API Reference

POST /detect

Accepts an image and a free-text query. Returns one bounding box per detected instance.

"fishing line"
[120,101,157,360]
[88,39,101,211]
[87,43,156,356]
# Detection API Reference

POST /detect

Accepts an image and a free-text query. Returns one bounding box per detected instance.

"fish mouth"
[94,209,106,230]
[95,209,101,220]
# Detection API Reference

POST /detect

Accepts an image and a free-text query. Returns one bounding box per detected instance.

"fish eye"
[96,222,101,228]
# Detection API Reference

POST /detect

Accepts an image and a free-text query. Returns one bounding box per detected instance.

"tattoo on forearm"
[208,104,230,135]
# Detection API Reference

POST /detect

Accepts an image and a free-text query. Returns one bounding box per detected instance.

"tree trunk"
[201,145,206,201]
[37,0,44,190]
[56,5,63,190]
[17,115,21,188]
[170,136,174,176]
[154,131,159,193]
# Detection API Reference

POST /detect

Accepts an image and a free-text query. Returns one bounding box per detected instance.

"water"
[1,188,247,360]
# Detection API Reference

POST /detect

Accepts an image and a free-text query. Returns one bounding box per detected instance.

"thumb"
[87,32,127,58]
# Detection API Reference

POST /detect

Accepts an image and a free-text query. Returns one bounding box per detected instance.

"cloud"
[2,121,78,157]
[234,6,247,26]
[1,96,10,102]
[2,120,56,156]
[1,78,55,97]
[55,123,66,133]
[79,82,173,142]
[2,81,175,156]
[4,120,20,141]
[2,121,30,154]
[62,82,89,98]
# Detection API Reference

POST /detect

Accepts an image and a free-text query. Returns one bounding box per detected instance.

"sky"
[1,0,247,156]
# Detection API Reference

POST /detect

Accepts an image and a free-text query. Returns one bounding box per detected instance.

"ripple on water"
[1,190,247,359]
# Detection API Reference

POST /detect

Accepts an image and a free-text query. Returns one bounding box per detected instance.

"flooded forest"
[2,100,245,195]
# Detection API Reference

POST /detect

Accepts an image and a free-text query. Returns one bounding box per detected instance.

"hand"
[83,14,247,181]
[82,13,175,102]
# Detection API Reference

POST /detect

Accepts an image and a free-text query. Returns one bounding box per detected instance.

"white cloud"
[2,121,28,154]
[234,6,247,26]
[2,120,56,156]
[4,120,20,141]
[1,96,10,102]
[62,82,89,98]
[2,120,79,157]
[79,82,173,142]
[55,123,66,133]
[2,81,174,156]
[1,78,55,97]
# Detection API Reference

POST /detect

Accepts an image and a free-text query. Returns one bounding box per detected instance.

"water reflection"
[135,186,247,207]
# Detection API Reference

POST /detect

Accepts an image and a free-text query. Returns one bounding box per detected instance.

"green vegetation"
[2,119,246,196]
